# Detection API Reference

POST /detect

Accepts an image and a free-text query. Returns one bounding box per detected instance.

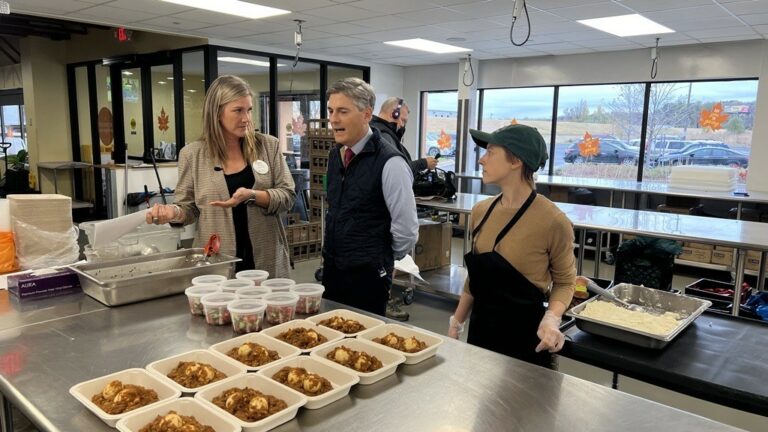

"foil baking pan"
[566,283,711,349]
[69,248,239,306]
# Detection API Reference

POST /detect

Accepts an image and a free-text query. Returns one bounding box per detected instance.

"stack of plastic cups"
[236,286,272,300]
[184,285,222,316]
[219,278,255,294]
[261,278,296,293]
[200,292,237,325]
[262,292,299,325]
[227,299,267,334]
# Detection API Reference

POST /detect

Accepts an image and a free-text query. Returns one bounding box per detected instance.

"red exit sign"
[114,27,133,42]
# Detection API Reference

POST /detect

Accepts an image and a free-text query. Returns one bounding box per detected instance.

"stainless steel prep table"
[0,293,741,432]
[418,193,768,314]
[561,312,768,417]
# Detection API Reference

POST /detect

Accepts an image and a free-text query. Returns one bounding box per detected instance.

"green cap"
[469,124,548,171]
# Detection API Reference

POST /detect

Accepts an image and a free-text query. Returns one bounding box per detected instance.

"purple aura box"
[7,268,82,300]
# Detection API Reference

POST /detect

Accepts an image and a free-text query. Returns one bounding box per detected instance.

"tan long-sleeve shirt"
[464,194,576,308]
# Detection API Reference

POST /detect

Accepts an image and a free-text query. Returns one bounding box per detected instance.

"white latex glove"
[447,326,460,339]
[447,315,464,340]
[535,310,565,353]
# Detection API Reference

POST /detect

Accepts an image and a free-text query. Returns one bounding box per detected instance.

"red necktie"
[344,147,355,167]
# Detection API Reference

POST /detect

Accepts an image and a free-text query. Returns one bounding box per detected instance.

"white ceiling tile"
[8,0,93,14]
[662,16,745,32]
[432,18,505,32]
[262,12,335,27]
[136,16,211,31]
[353,28,426,42]
[353,15,425,30]
[752,24,768,33]
[445,0,517,19]
[171,10,252,26]
[723,1,768,15]
[302,4,383,21]
[193,26,261,39]
[392,7,467,25]
[73,5,158,23]
[306,22,371,35]
[645,5,733,23]
[228,20,288,34]
[684,26,758,38]
[470,39,515,49]
[547,3,633,21]
[353,0,435,13]
[428,1,482,7]
[618,0,714,13]
[100,0,189,15]
[303,36,370,49]
[255,0,337,10]
[740,13,768,25]
[696,34,763,43]
[526,0,608,11]
[543,47,596,55]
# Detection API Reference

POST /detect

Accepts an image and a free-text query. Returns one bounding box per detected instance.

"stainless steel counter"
[0,294,740,432]
[419,193,768,313]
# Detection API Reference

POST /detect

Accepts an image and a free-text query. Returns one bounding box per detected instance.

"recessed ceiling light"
[218,57,286,67]
[161,0,290,20]
[384,38,471,54]
[577,14,674,37]
[121,71,133,76]
[167,76,174,80]
[158,81,167,85]
[187,89,197,93]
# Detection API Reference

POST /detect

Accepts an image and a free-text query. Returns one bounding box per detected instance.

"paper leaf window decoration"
[699,102,729,132]
[578,132,600,157]
[438,129,453,150]
[157,107,169,132]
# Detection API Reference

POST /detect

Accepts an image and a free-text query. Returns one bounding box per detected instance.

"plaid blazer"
[174,133,296,278]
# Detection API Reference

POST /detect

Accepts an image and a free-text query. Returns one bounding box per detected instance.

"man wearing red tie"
[322,78,419,317]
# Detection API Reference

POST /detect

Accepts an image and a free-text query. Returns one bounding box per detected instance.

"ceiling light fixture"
[218,57,286,67]
[160,0,290,20]
[158,81,167,85]
[384,38,471,54]
[578,14,674,37]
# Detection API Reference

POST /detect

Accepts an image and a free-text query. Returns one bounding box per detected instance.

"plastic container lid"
[191,274,227,286]
[262,292,299,306]
[261,278,296,292]
[227,299,267,314]
[236,286,271,299]
[219,279,256,293]
[200,292,238,307]
[185,285,221,298]
[235,270,270,283]
[291,283,325,296]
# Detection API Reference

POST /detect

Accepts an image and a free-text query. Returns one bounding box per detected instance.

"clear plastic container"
[84,242,120,262]
[200,292,237,325]
[184,285,221,316]
[261,278,296,293]
[227,299,267,334]
[219,278,255,294]
[118,236,142,258]
[236,286,271,300]
[291,283,325,314]
[191,274,227,287]
[262,292,299,325]
[235,269,269,286]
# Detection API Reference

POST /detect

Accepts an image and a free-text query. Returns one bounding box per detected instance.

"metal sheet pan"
[69,249,239,306]
[566,283,712,349]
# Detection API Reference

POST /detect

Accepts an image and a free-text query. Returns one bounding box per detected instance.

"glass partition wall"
[67,45,368,218]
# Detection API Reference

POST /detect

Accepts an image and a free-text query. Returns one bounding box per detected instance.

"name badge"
[253,160,269,175]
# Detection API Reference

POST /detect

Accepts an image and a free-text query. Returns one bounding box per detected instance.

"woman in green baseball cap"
[447,124,575,368]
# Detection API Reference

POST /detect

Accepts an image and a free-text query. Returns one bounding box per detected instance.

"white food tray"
[358,323,444,365]
[146,349,247,394]
[116,397,240,432]
[257,356,359,409]
[260,319,344,354]
[209,332,302,372]
[306,309,385,337]
[310,337,405,385]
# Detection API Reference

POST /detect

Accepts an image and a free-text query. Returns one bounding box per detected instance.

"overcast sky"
[426,80,758,120]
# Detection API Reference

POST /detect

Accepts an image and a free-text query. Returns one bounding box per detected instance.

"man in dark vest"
[323,78,419,317]
[370,97,438,321]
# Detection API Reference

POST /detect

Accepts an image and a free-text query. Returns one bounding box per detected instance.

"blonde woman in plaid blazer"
[147,75,295,278]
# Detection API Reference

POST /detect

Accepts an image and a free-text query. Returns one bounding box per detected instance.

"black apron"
[465,191,552,368]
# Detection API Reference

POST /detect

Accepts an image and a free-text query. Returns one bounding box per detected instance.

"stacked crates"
[285,119,333,262]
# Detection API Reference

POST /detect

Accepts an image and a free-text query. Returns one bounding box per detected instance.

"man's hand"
[425,157,438,170]
[535,310,565,353]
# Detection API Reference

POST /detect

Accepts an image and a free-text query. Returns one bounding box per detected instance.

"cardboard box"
[710,250,734,266]
[683,242,714,250]
[7,268,82,300]
[679,247,712,264]
[745,250,765,271]
[714,245,735,253]
[414,220,452,272]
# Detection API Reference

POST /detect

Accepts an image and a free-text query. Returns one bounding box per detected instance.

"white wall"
[401,40,768,191]
[369,62,405,113]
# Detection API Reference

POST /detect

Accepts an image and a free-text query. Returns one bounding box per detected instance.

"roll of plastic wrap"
[0,199,9,232]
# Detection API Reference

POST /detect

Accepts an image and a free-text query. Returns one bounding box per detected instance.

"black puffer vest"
[324,129,405,271]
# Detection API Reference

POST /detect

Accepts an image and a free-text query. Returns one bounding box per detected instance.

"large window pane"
[122,68,144,159]
[277,61,320,165]
[480,87,554,172]
[421,91,458,172]
[327,66,363,87]
[150,64,176,160]
[95,65,113,164]
[74,66,94,201]
[644,80,757,184]
[555,84,643,180]
[182,50,205,147]
[218,51,271,133]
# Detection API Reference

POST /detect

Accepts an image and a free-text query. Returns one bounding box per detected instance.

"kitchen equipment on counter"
[69,248,240,306]
[195,234,220,267]
[567,283,711,349]
[585,278,665,315]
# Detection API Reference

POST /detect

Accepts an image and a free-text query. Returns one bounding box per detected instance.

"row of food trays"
[69,309,444,432]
